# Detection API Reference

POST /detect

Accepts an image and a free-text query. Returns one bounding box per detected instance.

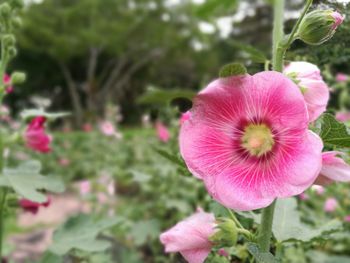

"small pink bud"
[19,196,51,214]
[324,197,338,212]
[344,215,350,223]
[299,192,309,201]
[156,121,170,143]
[79,180,91,196]
[218,248,229,257]
[336,73,348,83]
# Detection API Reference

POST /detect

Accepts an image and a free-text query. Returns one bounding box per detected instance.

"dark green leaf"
[319,113,350,148]
[247,243,279,263]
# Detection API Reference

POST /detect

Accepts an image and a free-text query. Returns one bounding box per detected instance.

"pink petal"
[319,151,350,182]
[181,248,211,263]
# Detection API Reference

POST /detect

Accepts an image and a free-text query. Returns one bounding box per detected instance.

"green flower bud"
[0,3,11,18]
[11,16,22,28]
[8,47,17,58]
[11,72,26,84]
[3,34,16,46]
[210,218,238,247]
[219,63,247,78]
[297,10,344,45]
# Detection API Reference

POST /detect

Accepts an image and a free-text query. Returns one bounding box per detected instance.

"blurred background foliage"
[4,0,348,127]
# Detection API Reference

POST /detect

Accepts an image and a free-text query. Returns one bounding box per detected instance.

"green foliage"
[195,0,238,20]
[247,243,279,263]
[137,87,196,106]
[0,160,64,202]
[49,214,123,255]
[219,63,247,78]
[230,42,268,64]
[319,113,350,148]
[272,198,342,243]
[129,219,160,246]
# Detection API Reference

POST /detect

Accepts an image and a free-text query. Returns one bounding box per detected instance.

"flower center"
[241,124,274,157]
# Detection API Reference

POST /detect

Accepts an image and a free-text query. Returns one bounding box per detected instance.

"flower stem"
[0,135,5,258]
[272,0,285,72]
[257,200,276,252]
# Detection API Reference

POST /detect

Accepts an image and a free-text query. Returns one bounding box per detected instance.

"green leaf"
[247,243,279,263]
[219,63,247,78]
[272,198,342,242]
[319,113,350,147]
[137,86,196,106]
[129,219,160,246]
[50,214,123,255]
[21,109,70,120]
[307,250,350,263]
[195,0,238,20]
[230,42,268,63]
[38,252,63,263]
[1,161,65,203]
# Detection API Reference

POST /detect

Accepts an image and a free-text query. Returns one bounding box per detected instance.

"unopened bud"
[3,34,15,46]
[0,3,11,18]
[8,47,17,58]
[11,72,26,84]
[209,218,238,247]
[11,17,22,28]
[297,10,344,45]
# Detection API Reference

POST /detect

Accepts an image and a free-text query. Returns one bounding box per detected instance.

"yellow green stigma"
[241,124,275,157]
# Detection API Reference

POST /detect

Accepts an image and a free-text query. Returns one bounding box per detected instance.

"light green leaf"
[247,243,279,263]
[50,214,123,255]
[307,250,350,263]
[231,42,268,63]
[195,0,238,20]
[319,113,350,148]
[273,198,342,242]
[219,63,247,78]
[1,161,65,202]
[21,109,70,120]
[130,219,160,246]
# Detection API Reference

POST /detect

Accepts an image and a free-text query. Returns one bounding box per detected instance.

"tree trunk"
[58,61,84,127]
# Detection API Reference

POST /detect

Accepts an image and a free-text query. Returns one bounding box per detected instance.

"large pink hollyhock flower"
[24,116,52,153]
[315,151,350,185]
[156,121,170,143]
[284,61,329,122]
[336,73,348,83]
[19,196,51,214]
[180,72,323,211]
[160,208,216,263]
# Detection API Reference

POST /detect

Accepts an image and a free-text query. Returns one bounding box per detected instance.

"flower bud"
[210,218,238,247]
[297,10,344,45]
[10,0,24,9]
[11,72,26,84]
[0,3,11,18]
[7,47,17,58]
[11,17,22,29]
[2,34,15,46]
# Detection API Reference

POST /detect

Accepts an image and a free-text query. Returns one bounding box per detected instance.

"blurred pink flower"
[100,121,116,136]
[299,193,309,201]
[24,116,52,153]
[315,151,350,185]
[180,72,323,211]
[107,181,115,196]
[311,185,325,195]
[58,158,70,167]
[336,73,348,83]
[97,192,108,204]
[160,208,216,263]
[19,196,51,214]
[331,11,344,30]
[336,112,350,122]
[82,123,93,132]
[156,121,170,143]
[180,111,192,125]
[3,74,13,94]
[218,248,229,257]
[284,61,329,122]
[79,180,91,196]
[344,215,350,222]
[324,197,338,212]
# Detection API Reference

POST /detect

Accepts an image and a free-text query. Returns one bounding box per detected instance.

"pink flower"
[336,112,350,122]
[315,151,350,185]
[311,185,324,195]
[99,121,116,136]
[331,11,344,30]
[58,158,70,167]
[180,72,323,211]
[79,180,91,196]
[160,209,216,263]
[180,111,192,125]
[97,192,108,204]
[3,74,13,94]
[344,215,350,222]
[19,196,51,214]
[218,248,229,257]
[336,73,348,83]
[24,116,52,153]
[82,123,93,132]
[299,193,309,201]
[324,197,338,212]
[284,61,329,122]
[156,121,170,143]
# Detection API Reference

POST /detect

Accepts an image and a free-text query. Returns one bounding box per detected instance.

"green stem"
[0,134,5,258]
[257,200,276,252]
[272,0,285,71]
